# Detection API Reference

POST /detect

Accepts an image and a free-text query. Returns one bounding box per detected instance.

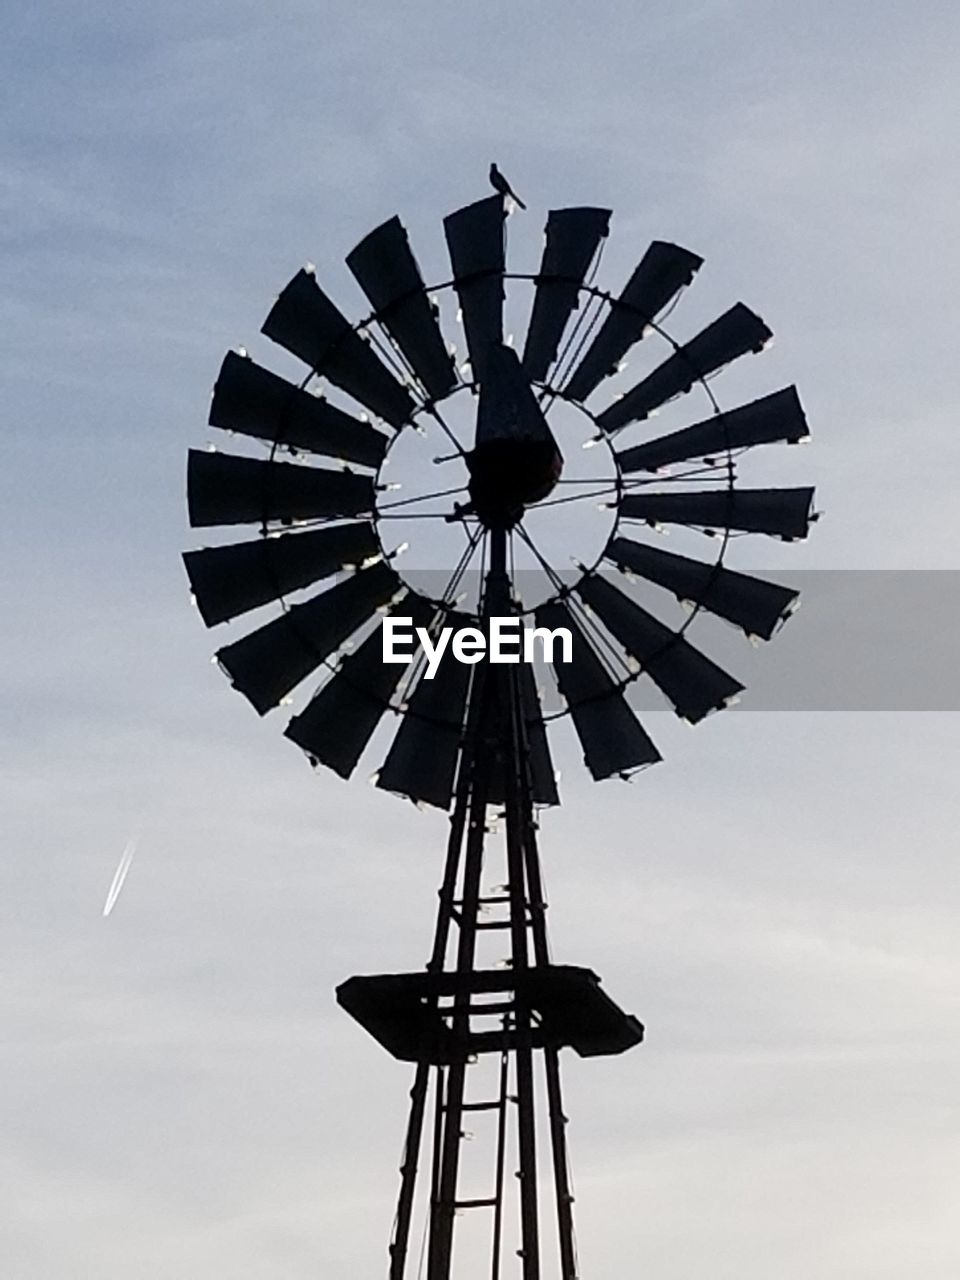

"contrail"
[102,836,138,917]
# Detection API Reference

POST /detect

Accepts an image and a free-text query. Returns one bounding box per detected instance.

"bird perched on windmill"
[489,162,526,209]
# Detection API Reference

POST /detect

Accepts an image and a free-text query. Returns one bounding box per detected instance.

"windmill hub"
[467,437,563,528]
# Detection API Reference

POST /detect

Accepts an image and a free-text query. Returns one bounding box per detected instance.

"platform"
[336,964,643,1063]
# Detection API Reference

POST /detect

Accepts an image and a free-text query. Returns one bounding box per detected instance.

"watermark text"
[383,616,572,679]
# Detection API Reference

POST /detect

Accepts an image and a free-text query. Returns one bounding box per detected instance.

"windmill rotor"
[184,192,813,810]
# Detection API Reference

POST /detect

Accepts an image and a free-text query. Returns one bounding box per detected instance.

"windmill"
[183,186,815,1278]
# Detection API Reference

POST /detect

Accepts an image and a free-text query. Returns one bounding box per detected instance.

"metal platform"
[336,964,643,1063]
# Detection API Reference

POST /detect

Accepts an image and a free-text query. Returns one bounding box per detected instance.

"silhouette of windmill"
[183,182,815,1278]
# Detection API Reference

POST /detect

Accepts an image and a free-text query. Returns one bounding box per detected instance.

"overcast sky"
[3,2,960,1277]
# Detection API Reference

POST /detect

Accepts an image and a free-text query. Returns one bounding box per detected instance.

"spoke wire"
[539,234,609,407]
[378,484,469,512]
[514,524,634,685]
[442,525,485,607]
[621,472,734,489]
[538,292,606,414]
[397,523,485,699]
[368,325,429,410]
[378,511,476,521]
[621,458,741,486]
[368,318,468,461]
[618,447,750,487]
[269,512,361,531]
[426,401,470,460]
[259,479,469,533]
[528,485,620,511]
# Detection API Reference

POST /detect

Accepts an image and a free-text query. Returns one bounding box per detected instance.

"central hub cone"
[471,342,564,528]
[468,438,563,528]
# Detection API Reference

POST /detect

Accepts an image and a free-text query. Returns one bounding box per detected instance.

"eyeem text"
[383,616,573,680]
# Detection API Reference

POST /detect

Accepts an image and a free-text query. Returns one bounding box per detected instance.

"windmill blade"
[183,522,379,627]
[285,594,436,779]
[597,303,772,433]
[187,450,375,528]
[616,387,810,473]
[488,660,560,807]
[534,601,661,780]
[521,207,611,382]
[443,195,505,383]
[517,659,560,805]
[606,536,798,640]
[346,216,457,402]
[376,621,473,809]
[261,268,414,428]
[620,487,816,540]
[577,575,743,723]
[209,351,388,469]
[563,241,703,403]
[215,561,401,714]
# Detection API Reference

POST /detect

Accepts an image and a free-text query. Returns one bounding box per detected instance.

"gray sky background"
[3,2,960,1276]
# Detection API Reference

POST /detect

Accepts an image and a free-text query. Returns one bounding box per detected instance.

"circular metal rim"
[252,268,740,729]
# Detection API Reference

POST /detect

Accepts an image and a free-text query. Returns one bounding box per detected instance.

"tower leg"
[504,705,541,1280]
[428,716,493,1280]
[391,692,477,1280]
[489,1046,510,1280]
[508,614,579,1280]
[390,1062,429,1280]
[514,1031,541,1278]
[543,1047,577,1280]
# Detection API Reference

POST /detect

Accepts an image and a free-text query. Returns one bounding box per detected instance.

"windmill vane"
[183,179,815,1277]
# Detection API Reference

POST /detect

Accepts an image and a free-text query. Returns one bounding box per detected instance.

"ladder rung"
[445,1096,515,1113]
[454,1197,498,1210]
[449,912,532,932]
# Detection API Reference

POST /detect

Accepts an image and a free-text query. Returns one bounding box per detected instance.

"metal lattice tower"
[183,178,815,1278]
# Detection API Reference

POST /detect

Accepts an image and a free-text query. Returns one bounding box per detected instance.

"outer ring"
[260,270,738,725]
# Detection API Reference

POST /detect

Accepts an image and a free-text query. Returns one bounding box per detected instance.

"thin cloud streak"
[102,836,138,917]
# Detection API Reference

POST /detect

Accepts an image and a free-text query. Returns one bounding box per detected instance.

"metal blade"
[606,537,798,640]
[261,269,414,427]
[521,207,611,382]
[564,241,703,403]
[346,216,457,402]
[577,575,743,723]
[620,487,816,540]
[443,196,505,384]
[209,351,388,468]
[516,658,560,805]
[533,600,661,780]
[616,387,810,473]
[487,661,560,807]
[215,561,401,714]
[285,594,436,779]
[375,619,473,809]
[182,522,379,627]
[597,303,772,433]
[186,450,375,528]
